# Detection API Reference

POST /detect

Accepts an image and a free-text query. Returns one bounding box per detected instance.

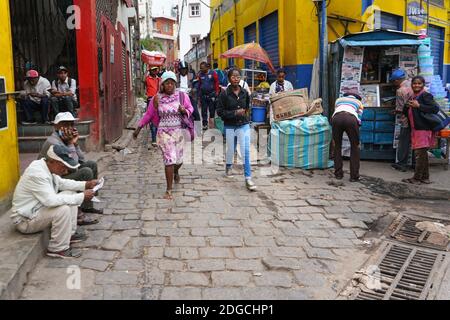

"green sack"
[214,117,224,134]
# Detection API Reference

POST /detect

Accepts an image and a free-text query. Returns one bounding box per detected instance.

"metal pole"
[320,0,329,117]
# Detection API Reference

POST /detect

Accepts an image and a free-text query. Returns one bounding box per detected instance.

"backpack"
[179,91,195,141]
[215,69,227,87]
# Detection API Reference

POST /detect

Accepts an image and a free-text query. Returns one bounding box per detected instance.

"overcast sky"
[152,0,177,16]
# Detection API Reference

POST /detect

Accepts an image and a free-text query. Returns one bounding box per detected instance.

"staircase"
[18,120,94,153]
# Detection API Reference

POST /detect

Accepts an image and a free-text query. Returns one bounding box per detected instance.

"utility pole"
[318,0,329,117]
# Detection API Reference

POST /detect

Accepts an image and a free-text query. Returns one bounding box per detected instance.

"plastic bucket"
[251,107,267,122]
[419,57,434,65]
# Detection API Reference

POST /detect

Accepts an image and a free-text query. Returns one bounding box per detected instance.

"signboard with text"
[407,0,427,27]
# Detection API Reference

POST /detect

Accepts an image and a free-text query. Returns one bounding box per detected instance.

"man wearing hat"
[38,112,103,220]
[11,145,97,258]
[19,69,51,124]
[50,66,78,118]
[390,69,413,172]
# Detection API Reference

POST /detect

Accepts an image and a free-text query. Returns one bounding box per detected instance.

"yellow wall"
[0,0,19,206]
[211,0,450,69]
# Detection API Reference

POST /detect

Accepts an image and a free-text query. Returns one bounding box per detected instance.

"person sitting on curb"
[38,112,103,224]
[11,145,97,258]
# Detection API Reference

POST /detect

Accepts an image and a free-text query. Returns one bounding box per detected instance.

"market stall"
[330,30,424,160]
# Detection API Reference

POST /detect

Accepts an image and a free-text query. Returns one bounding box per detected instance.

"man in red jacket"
[145,66,160,147]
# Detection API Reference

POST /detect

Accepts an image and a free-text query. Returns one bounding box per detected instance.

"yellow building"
[210,0,450,88]
[0,0,20,211]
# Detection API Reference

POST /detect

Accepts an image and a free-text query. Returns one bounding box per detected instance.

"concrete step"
[0,151,111,299]
[19,135,89,153]
[17,120,93,137]
[0,211,48,300]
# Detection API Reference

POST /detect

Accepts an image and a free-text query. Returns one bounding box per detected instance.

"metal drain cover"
[389,214,450,251]
[353,242,447,300]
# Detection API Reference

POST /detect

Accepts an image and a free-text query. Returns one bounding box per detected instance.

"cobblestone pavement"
[21,132,407,300]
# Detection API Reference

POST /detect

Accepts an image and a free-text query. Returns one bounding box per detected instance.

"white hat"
[46,145,80,169]
[54,112,77,124]
[161,71,177,84]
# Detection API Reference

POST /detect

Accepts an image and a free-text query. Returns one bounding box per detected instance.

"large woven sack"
[270,89,323,121]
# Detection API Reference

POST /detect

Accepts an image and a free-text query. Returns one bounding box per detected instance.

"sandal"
[402,178,422,185]
[77,216,99,225]
[164,190,174,200]
[81,208,104,214]
[420,179,432,184]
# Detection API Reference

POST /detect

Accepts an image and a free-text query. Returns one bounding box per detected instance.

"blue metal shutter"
[380,12,403,31]
[244,23,257,69]
[227,32,234,67]
[428,25,445,78]
[259,11,279,73]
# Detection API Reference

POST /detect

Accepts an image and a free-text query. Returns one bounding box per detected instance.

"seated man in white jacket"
[11,145,97,258]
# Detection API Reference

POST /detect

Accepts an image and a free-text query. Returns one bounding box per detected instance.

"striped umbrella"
[220,42,275,73]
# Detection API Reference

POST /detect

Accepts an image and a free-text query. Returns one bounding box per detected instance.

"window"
[190,3,201,17]
[163,23,170,33]
[191,35,200,47]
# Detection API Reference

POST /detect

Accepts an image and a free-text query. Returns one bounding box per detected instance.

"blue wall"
[283,64,314,90]
[362,0,374,15]
[445,64,450,85]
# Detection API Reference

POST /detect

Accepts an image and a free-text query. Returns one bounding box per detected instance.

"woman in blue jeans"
[217,67,256,191]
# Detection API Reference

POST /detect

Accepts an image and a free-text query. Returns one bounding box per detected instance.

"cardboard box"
[270,88,314,121]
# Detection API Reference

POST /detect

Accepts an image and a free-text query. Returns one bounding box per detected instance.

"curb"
[360,175,450,201]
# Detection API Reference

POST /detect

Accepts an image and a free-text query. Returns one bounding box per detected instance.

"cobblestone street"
[19,132,434,300]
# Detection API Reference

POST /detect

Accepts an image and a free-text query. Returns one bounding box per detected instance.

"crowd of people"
[10,60,444,259]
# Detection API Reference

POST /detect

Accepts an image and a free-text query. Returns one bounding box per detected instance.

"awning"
[337,29,422,47]
[340,39,422,47]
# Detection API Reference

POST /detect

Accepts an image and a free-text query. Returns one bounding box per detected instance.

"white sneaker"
[225,167,234,178]
[245,178,257,191]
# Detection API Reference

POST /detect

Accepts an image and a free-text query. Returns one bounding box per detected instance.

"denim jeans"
[150,124,157,143]
[201,93,216,126]
[225,124,252,179]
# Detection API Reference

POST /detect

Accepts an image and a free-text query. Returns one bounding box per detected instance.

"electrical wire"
[198,0,213,9]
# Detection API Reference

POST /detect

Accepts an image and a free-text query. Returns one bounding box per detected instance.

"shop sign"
[407,1,427,27]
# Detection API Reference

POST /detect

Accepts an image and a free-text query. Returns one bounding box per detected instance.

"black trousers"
[396,126,411,167]
[332,112,360,180]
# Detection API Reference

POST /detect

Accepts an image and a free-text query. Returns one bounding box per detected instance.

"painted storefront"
[210,0,450,89]
[0,0,20,210]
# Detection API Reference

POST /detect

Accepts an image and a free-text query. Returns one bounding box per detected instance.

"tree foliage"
[141,37,163,51]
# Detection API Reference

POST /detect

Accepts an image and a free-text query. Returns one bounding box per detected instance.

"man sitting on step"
[38,112,103,224]
[11,145,96,258]
[49,66,78,119]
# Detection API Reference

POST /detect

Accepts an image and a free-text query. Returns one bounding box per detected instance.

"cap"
[179,61,188,69]
[150,66,159,71]
[390,69,406,82]
[161,71,177,84]
[26,70,39,78]
[54,112,77,124]
[47,145,80,169]
[57,66,69,73]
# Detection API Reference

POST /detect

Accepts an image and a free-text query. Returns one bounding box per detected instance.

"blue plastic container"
[251,107,266,122]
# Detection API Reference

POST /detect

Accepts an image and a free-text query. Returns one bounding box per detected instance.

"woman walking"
[402,76,439,184]
[134,71,194,199]
[217,67,256,191]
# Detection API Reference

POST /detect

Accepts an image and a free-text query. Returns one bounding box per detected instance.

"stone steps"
[18,120,93,153]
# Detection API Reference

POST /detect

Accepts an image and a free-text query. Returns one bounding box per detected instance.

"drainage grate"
[389,214,450,251]
[355,242,447,300]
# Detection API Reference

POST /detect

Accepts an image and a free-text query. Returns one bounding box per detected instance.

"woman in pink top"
[133,71,193,199]
[402,76,439,184]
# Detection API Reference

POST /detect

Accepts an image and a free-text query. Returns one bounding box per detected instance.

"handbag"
[416,96,450,131]
[179,91,195,141]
